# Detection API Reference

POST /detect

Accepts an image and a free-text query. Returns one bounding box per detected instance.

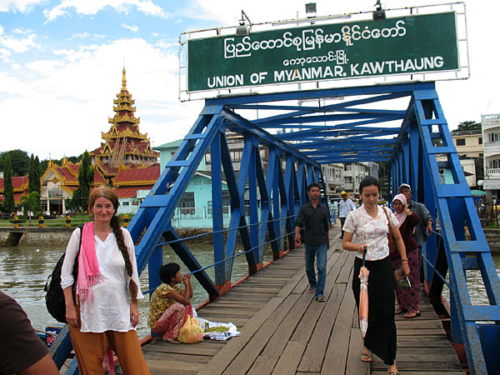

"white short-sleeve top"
[61,227,144,333]
[342,206,399,261]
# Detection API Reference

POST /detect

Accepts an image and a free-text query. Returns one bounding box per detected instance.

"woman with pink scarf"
[390,194,421,319]
[61,186,150,374]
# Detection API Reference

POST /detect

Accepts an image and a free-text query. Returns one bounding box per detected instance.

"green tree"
[0,150,30,176]
[28,155,42,194]
[71,151,94,211]
[3,155,15,214]
[28,155,41,211]
[452,121,481,133]
[19,191,40,225]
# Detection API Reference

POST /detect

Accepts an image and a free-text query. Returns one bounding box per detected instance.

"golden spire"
[122,67,127,90]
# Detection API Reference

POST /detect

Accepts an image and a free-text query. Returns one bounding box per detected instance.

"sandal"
[316,296,326,302]
[389,373,400,375]
[361,352,373,362]
[395,307,407,315]
[404,310,421,319]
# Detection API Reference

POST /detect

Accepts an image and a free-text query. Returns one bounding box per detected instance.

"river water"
[0,243,274,339]
[0,244,498,340]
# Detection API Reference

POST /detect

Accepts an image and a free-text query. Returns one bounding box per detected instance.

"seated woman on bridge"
[148,263,194,344]
[342,176,410,375]
[390,194,421,319]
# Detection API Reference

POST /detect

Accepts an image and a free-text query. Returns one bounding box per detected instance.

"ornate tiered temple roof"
[40,157,107,195]
[90,68,159,180]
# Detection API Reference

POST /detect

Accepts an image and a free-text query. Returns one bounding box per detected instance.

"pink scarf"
[392,194,407,228]
[76,222,100,305]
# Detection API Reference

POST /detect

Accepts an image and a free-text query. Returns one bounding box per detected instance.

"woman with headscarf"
[390,193,421,319]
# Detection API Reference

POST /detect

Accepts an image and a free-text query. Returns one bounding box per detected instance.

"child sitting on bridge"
[148,263,193,344]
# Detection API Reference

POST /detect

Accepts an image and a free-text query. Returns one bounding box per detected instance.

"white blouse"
[61,227,144,333]
[342,205,399,261]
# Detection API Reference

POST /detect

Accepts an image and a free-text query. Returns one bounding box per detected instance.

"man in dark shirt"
[295,183,330,302]
[0,290,59,375]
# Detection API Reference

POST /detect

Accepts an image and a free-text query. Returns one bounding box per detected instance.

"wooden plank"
[144,344,221,356]
[143,351,212,364]
[210,293,272,302]
[321,282,357,372]
[222,294,301,374]
[396,320,444,329]
[272,341,306,375]
[198,297,286,375]
[197,307,255,317]
[247,355,275,375]
[336,250,355,283]
[298,282,348,372]
[229,286,282,294]
[345,327,370,375]
[194,317,248,328]
[142,228,466,375]
[247,292,317,375]
[146,359,205,372]
[206,301,266,309]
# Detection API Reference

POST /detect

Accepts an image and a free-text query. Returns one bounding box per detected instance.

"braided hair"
[88,186,139,302]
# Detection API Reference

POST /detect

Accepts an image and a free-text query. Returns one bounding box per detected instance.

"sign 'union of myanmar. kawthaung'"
[187,12,458,92]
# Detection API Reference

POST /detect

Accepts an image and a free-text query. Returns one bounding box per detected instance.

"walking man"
[338,191,356,239]
[295,183,330,302]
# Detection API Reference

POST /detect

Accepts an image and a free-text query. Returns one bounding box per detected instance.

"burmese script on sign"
[187,12,459,92]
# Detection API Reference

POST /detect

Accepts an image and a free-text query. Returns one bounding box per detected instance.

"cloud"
[0,0,45,13]
[122,23,139,33]
[0,37,201,159]
[0,48,11,62]
[43,0,170,22]
[0,30,40,53]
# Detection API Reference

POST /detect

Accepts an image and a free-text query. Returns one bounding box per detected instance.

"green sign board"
[187,12,458,92]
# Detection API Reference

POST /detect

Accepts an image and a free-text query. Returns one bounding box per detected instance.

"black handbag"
[44,226,83,323]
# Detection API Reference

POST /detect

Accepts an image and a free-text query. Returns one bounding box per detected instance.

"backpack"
[44,226,83,323]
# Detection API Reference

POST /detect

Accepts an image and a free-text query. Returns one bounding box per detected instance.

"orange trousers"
[68,325,150,375]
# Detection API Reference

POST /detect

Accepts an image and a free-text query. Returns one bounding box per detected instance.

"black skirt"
[352,256,396,366]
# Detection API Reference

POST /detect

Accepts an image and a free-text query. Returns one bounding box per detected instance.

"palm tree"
[19,191,40,226]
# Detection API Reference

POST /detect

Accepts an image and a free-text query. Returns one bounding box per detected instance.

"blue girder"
[390,85,500,375]
[56,81,499,375]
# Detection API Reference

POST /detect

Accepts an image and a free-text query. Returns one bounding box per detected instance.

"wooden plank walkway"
[137,229,464,375]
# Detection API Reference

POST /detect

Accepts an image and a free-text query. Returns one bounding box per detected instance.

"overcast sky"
[0,0,498,160]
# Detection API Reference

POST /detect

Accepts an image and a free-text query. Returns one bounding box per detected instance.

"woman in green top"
[148,263,193,343]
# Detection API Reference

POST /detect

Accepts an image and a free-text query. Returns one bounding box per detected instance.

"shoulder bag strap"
[382,206,391,233]
[72,225,84,290]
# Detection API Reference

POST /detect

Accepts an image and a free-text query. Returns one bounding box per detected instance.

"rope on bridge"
[420,230,452,289]
[141,215,302,295]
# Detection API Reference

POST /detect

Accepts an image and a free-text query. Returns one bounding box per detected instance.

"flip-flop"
[307,288,315,293]
[361,352,373,362]
[316,296,326,302]
[395,307,407,315]
[404,310,421,319]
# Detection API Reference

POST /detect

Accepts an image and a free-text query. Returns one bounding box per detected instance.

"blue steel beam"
[387,85,500,375]
[72,81,500,375]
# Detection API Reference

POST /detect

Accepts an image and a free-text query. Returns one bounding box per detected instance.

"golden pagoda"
[90,68,159,180]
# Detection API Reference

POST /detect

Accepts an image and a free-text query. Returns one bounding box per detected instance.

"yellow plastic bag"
[178,316,204,344]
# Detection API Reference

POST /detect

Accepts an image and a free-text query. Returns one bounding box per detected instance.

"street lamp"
[236,10,252,36]
[373,0,386,21]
